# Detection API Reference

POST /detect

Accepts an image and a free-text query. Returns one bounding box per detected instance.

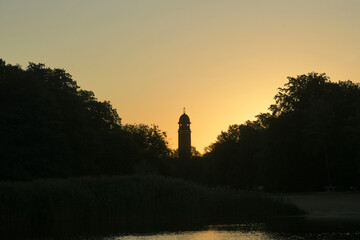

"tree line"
[1,59,359,191]
[200,73,360,191]
[0,60,170,180]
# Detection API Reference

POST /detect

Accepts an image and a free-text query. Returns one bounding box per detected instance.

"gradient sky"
[1,0,360,152]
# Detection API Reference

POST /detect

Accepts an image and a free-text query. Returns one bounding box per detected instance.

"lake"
[98,216,360,240]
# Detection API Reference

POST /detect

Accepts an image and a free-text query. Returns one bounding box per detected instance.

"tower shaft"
[178,128,191,158]
[178,111,191,159]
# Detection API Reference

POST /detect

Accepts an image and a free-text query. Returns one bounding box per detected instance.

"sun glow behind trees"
[1,0,360,151]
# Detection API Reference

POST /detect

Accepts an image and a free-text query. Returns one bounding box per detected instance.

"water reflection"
[4,216,360,239]
[109,217,360,240]
[110,229,269,240]
[108,229,360,240]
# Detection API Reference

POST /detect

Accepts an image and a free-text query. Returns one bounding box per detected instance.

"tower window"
[180,124,182,126]
[186,124,189,126]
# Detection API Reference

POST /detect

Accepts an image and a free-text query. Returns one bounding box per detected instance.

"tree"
[204,121,263,189]
[204,72,360,191]
[122,124,171,174]
[269,72,330,115]
[0,59,155,180]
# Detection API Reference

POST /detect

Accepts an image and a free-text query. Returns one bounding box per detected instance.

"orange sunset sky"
[1,0,360,152]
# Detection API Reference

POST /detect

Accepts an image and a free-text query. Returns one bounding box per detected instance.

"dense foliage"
[203,73,360,192]
[0,60,171,180]
[2,59,359,192]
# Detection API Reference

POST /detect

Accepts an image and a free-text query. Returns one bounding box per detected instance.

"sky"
[1,0,360,152]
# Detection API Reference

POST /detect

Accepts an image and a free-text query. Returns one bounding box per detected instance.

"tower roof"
[178,113,191,124]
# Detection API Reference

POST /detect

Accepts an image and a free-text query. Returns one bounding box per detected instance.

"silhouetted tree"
[204,121,263,189]
[0,59,171,180]
[122,124,171,175]
[205,73,360,192]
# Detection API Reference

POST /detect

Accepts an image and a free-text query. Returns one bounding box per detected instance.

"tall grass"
[0,175,303,238]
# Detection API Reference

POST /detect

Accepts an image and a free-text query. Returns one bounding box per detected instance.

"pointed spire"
[183,107,186,114]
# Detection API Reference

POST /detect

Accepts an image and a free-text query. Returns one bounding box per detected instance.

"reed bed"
[0,175,303,238]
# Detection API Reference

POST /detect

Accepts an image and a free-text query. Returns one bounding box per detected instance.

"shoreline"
[284,192,360,218]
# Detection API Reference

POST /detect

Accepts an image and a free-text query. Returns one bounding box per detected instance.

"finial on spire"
[183,107,186,114]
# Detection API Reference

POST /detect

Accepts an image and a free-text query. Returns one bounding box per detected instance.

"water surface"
[105,217,360,240]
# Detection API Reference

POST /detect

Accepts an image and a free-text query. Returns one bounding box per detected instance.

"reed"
[0,175,303,238]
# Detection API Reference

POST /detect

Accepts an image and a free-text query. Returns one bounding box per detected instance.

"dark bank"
[0,175,302,239]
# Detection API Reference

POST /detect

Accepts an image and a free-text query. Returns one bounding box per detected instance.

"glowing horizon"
[1,0,360,152]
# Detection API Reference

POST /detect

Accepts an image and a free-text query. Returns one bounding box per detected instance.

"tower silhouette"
[178,108,191,159]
